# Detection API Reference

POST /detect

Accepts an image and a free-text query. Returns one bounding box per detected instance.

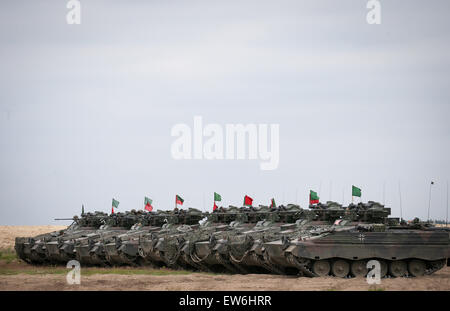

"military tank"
[73,210,148,266]
[264,201,450,278]
[15,200,449,278]
[169,205,304,274]
[14,211,109,264]
[105,208,204,266]
[146,206,259,272]
[45,212,110,264]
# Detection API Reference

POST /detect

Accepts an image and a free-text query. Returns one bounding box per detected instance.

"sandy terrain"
[0,268,449,291]
[0,226,66,249]
[0,226,449,291]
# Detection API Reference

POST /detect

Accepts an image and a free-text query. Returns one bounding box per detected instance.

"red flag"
[145,203,153,212]
[144,197,153,212]
[175,195,184,205]
[243,195,253,207]
[111,207,114,214]
[213,202,218,211]
[309,194,319,205]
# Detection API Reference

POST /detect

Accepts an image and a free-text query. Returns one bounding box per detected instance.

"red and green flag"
[243,195,253,207]
[270,198,276,208]
[112,198,120,214]
[144,197,153,212]
[213,192,222,211]
[352,185,361,197]
[309,190,319,204]
[175,195,184,206]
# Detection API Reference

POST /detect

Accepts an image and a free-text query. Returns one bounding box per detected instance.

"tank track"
[285,254,447,278]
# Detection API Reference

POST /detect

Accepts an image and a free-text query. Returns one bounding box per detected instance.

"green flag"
[144,197,153,212]
[214,192,222,202]
[310,190,319,201]
[352,186,361,197]
[270,198,276,208]
[112,198,120,208]
[310,190,320,204]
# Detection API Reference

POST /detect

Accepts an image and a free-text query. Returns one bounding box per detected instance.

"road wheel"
[378,260,388,277]
[408,259,426,277]
[351,260,368,277]
[312,260,330,277]
[332,259,350,278]
[389,260,407,277]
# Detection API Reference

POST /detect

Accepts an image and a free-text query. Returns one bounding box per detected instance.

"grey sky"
[0,0,449,225]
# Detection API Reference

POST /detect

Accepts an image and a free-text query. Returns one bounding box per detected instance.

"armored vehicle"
[74,211,145,266]
[173,205,297,273]
[264,201,450,277]
[14,211,109,264]
[15,200,449,278]
[105,208,204,266]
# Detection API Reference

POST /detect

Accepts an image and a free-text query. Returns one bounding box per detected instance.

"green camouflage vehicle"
[14,211,108,264]
[264,201,450,277]
[147,206,255,271]
[74,211,144,266]
[15,200,449,277]
[175,205,286,273]
[105,208,204,266]
[45,212,110,264]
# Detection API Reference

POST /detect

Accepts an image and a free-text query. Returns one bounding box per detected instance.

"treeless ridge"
[0,226,67,249]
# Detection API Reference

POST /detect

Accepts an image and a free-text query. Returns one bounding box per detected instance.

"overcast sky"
[0,0,449,225]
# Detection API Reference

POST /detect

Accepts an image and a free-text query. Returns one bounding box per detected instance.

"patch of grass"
[368,287,385,291]
[0,248,18,263]
[0,264,209,277]
[81,267,194,276]
[0,267,67,276]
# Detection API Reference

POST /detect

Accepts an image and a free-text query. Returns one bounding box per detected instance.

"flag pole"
[383,181,386,205]
[427,182,433,222]
[446,180,448,227]
[398,181,403,222]
[351,185,353,204]
[329,181,332,202]
[319,181,322,199]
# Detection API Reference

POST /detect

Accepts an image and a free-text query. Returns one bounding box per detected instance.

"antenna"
[383,181,386,205]
[398,181,403,221]
[446,181,448,227]
[329,181,332,201]
[202,192,205,211]
[428,181,434,222]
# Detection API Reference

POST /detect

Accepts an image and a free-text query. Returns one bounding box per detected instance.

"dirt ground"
[0,268,449,291]
[0,226,449,291]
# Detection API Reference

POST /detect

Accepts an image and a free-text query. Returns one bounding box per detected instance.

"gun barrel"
[54,218,75,221]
